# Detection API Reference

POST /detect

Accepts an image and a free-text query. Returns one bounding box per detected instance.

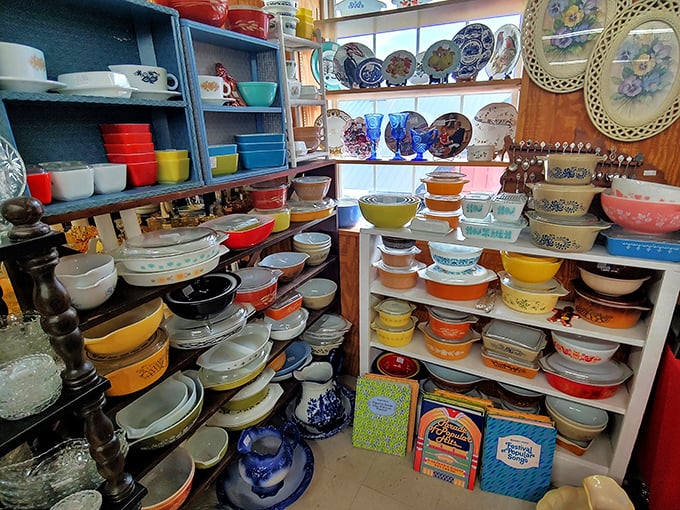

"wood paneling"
[339,229,360,375]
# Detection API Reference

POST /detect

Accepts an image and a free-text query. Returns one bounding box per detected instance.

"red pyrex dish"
[233,267,282,311]
[105,142,155,154]
[264,291,303,321]
[102,132,153,145]
[107,152,157,164]
[201,214,275,250]
[247,182,289,210]
[127,161,158,187]
[100,123,151,134]
[426,306,477,340]
[227,7,272,39]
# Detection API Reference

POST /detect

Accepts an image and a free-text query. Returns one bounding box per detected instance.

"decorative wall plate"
[485,24,521,79]
[333,42,375,89]
[422,40,461,84]
[428,112,472,159]
[335,0,386,16]
[521,0,630,93]
[408,51,430,85]
[451,23,495,81]
[311,41,343,90]
[355,57,384,88]
[381,49,416,86]
[584,0,680,141]
[341,117,372,158]
[471,102,518,150]
[383,111,428,157]
[0,135,26,202]
[315,109,351,155]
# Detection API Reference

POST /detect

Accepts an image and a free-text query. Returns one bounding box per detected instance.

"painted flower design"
[612,28,675,104]
[544,0,603,55]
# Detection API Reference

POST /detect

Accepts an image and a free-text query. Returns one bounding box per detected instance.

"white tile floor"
[187,426,537,510]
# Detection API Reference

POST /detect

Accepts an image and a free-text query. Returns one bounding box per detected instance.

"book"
[352,374,415,456]
[413,391,490,490]
[365,373,419,452]
[480,408,557,502]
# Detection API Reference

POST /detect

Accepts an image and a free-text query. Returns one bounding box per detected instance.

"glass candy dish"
[0,354,62,421]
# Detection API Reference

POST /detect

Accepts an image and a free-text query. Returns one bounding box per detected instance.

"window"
[329,13,522,198]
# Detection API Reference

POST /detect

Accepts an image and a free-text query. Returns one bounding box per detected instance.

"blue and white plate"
[421,40,461,84]
[333,42,375,89]
[451,23,495,81]
[485,23,521,80]
[355,57,384,88]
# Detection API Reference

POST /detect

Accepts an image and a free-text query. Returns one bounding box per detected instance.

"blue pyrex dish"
[234,132,285,144]
[600,226,680,262]
[239,149,286,170]
[208,144,237,156]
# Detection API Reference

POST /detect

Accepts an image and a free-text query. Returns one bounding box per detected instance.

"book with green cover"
[352,375,414,456]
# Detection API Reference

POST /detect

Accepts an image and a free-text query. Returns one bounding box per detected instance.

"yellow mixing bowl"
[499,271,569,314]
[250,207,290,233]
[370,316,417,347]
[500,251,563,283]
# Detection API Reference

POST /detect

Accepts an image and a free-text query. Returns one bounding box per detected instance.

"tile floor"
[187,426,536,510]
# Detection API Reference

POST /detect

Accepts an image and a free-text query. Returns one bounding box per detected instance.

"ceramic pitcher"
[293,361,347,433]
[237,421,300,498]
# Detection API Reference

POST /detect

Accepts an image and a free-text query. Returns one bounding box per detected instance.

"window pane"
[340,164,373,196]
[375,164,415,192]
[336,34,374,50]
[376,28,417,57]
[419,22,466,53]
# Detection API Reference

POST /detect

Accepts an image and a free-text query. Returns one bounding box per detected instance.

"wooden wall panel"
[339,230,360,376]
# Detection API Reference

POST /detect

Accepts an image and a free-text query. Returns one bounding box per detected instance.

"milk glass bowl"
[0,354,62,420]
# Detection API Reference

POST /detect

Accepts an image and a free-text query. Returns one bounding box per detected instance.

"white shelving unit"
[276,25,330,167]
[358,225,680,487]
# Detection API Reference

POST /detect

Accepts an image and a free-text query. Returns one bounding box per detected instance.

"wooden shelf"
[334,158,507,166]
[326,78,521,100]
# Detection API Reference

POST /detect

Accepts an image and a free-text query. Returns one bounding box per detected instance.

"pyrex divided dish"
[196,323,272,371]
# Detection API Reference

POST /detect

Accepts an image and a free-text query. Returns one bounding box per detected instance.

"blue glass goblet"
[409,127,439,161]
[363,113,384,161]
[388,112,410,161]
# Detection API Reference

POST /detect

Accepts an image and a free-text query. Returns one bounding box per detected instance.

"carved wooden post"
[0,197,136,506]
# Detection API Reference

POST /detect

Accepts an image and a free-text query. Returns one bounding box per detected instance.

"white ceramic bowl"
[545,395,608,441]
[183,426,229,469]
[551,331,619,365]
[50,165,94,201]
[56,252,115,287]
[611,178,680,203]
[63,267,118,311]
[428,242,483,273]
[293,232,331,249]
[298,278,337,310]
[57,71,131,89]
[91,163,127,194]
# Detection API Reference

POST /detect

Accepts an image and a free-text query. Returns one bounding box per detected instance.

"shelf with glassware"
[0,0,203,219]
[357,225,680,487]
[180,19,289,185]
[277,27,330,167]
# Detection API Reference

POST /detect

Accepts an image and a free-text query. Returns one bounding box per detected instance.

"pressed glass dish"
[0,354,62,420]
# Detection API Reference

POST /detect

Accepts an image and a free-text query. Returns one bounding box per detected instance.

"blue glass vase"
[363,113,384,160]
[388,112,410,161]
[409,127,439,161]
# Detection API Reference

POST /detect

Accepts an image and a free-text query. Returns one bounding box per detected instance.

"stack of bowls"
[154,149,191,184]
[293,232,332,266]
[263,0,299,38]
[301,312,352,355]
[497,382,544,414]
[55,252,118,311]
[545,395,609,444]
[247,181,290,233]
[0,354,62,420]
[417,317,480,361]
[480,319,547,379]
[459,191,528,243]
[498,250,568,315]
[114,227,225,287]
[199,337,274,391]
[289,175,335,222]
[101,123,158,187]
[424,361,485,394]
[370,298,417,348]
[419,171,468,229]
[373,237,423,290]
[358,193,420,228]
[417,241,496,301]
[234,133,286,169]
[116,371,204,450]
[264,292,308,341]
[601,178,680,235]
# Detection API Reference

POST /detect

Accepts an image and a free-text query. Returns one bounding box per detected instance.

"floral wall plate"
[381,49,416,86]
[422,40,461,84]
[0,135,26,202]
[408,51,430,85]
[428,112,472,159]
[471,102,518,150]
[311,42,343,90]
[315,109,351,156]
[341,117,372,158]
[584,0,680,141]
[451,23,495,81]
[485,24,521,80]
[355,57,384,88]
[521,0,630,93]
[383,111,428,156]
[333,42,375,89]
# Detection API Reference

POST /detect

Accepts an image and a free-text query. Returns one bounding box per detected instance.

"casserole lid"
[374,298,416,315]
[418,322,480,345]
[202,214,273,233]
[577,261,651,281]
[482,319,547,351]
[374,260,426,274]
[425,170,467,180]
[526,211,611,228]
[601,225,680,243]
[371,315,417,333]
[420,263,497,285]
[268,291,303,312]
[265,308,309,331]
[462,192,494,202]
[499,271,569,296]
[163,303,253,342]
[377,244,421,256]
[426,306,477,323]
[573,278,651,309]
[424,193,463,201]
[493,192,527,205]
[288,197,336,212]
[526,182,605,194]
[539,352,633,386]
[124,227,219,255]
[305,313,352,336]
[234,267,282,292]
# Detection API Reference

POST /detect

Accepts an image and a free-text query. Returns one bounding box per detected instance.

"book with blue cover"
[413,391,491,490]
[480,408,557,502]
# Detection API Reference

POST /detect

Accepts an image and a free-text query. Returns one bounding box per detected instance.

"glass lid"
[305,313,352,335]
[422,263,497,285]
[375,298,415,315]
[539,352,633,385]
[526,211,611,227]
[125,227,217,249]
